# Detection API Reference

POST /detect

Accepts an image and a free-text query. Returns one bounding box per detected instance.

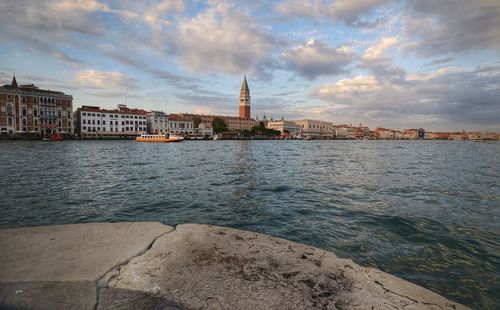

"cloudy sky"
[0,0,499,131]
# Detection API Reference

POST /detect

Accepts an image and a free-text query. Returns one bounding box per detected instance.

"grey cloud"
[313,65,500,131]
[282,40,357,79]
[403,0,500,56]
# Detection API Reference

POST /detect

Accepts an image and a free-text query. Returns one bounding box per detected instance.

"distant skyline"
[0,0,499,131]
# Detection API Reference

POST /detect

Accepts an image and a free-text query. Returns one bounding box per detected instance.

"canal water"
[0,140,498,308]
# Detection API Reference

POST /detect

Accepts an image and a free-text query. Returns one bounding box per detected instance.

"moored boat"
[135,133,184,143]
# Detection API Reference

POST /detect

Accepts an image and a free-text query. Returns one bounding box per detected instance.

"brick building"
[0,76,73,137]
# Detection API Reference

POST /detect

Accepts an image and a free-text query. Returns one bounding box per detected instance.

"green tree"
[192,115,202,128]
[212,118,228,133]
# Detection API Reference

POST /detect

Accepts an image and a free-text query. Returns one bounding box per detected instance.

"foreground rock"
[0,222,467,309]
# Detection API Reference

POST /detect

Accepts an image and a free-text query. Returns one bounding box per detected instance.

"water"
[0,140,499,309]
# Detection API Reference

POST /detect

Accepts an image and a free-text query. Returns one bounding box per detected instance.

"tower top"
[240,75,249,93]
[11,74,18,88]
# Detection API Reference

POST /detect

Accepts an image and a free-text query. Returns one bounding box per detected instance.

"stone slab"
[0,222,173,282]
[97,288,187,310]
[113,224,468,310]
[0,281,96,310]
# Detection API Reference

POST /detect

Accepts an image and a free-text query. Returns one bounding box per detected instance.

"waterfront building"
[293,119,334,139]
[74,104,147,138]
[375,127,394,139]
[355,124,370,139]
[239,75,251,119]
[195,123,213,139]
[335,126,356,139]
[0,77,73,137]
[147,111,168,134]
[266,120,302,136]
[168,114,194,135]
[403,128,425,139]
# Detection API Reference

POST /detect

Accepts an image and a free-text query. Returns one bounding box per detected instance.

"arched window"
[33,108,38,117]
[22,106,27,117]
[22,118,27,126]
[58,109,62,118]
[7,104,13,115]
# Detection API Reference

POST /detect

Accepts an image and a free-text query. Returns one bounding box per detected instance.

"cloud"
[282,39,356,79]
[331,0,393,26]
[166,3,277,78]
[75,70,137,89]
[47,0,110,13]
[274,0,393,27]
[360,36,405,83]
[402,0,500,56]
[313,65,500,130]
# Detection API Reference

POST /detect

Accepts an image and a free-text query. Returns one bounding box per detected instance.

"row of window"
[81,112,146,119]
[82,119,145,126]
[82,126,146,132]
[16,97,68,105]
[5,104,71,119]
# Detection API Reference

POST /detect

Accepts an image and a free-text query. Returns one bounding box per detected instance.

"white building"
[266,120,302,136]
[147,111,168,134]
[293,119,334,139]
[168,114,194,135]
[335,126,356,139]
[74,104,147,137]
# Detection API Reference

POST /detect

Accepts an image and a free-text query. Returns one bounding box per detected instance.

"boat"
[135,133,184,143]
[51,132,64,141]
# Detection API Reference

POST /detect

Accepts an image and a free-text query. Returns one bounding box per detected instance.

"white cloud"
[75,70,136,89]
[283,39,356,79]
[362,36,399,61]
[167,3,276,76]
[47,0,110,13]
[316,75,384,97]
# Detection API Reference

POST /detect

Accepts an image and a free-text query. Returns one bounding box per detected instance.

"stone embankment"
[0,222,467,309]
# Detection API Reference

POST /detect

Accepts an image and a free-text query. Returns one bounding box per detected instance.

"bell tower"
[239,75,250,119]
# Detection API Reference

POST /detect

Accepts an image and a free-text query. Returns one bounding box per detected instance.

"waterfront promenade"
[0,222,466,309]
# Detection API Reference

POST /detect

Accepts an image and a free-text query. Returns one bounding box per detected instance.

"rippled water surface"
[1,140,499,308]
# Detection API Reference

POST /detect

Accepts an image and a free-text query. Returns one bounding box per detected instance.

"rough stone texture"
[112,224,467,310]
[0,222,468,309]
[0,281,96,310]
[0,222,173,282]
[97,288,187,310]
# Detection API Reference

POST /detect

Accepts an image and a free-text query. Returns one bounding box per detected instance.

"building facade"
[74,104,147,137]
[147,111,168,134]
[335,126,356,139]
[266,120,302,136]
[294,119,334,139]
[168,114,194,135]
[0,77,73,137]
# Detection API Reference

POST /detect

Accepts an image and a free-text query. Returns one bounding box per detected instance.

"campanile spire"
[239,75,250,119]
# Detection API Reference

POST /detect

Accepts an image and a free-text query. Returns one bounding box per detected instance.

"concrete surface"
[0,222,468,309]
[0,222,173,282]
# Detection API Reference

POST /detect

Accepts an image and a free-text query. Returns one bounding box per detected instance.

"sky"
[0,0,499,131]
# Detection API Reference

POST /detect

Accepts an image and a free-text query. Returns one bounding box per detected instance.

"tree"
[192,115,202,128]
[212,118,228,133]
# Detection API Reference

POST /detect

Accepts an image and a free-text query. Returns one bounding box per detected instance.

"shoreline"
[0,222,468,309]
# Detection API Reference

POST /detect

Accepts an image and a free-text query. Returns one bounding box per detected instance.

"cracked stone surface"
[0,222,173,282]
[113,224,467,310]
[0,222,468,309]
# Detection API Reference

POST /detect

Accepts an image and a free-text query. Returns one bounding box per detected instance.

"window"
[83,126,87,131]
[103,120,106,125]
[97,113,100,117]
[8,117,13,126]
[22,97,26,103]
[58,110,62,118]
[83,119,86,124]
[7,104,13,116]
[34,108,37,117]
[22,106,27,117]
[97,120,100,125]
[97,127,100,131]
[34,119,37,126]
[83,112,86,116]
[92,113,95,117]
[92,120,95,125]
[22,118,27,126]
